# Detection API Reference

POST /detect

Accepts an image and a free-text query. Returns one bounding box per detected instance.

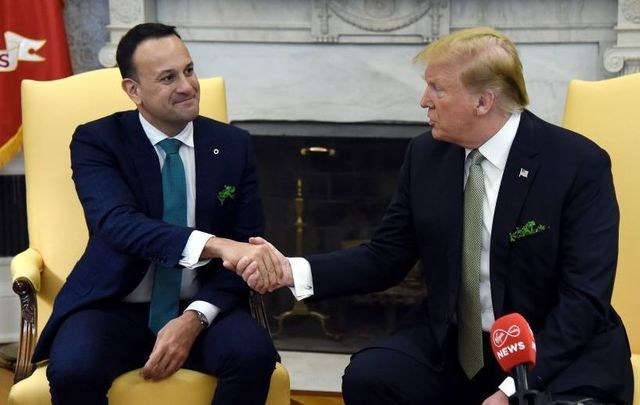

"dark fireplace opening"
[237,120,427,354]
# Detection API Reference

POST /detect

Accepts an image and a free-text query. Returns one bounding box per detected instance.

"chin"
[182,107,199,120]
[430,129,454,145]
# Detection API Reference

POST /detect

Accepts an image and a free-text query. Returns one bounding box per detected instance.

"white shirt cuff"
[287,257,314,300]
[185,300,220,327]
[498,376,515,397]
[179,230,213,269]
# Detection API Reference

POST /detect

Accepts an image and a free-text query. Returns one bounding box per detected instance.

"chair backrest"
[561,73,640,354]
[21,67,228,336]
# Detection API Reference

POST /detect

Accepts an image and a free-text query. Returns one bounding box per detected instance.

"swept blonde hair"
[414,27,529,113]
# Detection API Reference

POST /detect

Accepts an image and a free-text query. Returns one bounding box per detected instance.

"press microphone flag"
[490,313,536,373]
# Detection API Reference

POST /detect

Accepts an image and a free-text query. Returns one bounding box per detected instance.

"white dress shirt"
[122,113,220,325]
[466,112,520,331]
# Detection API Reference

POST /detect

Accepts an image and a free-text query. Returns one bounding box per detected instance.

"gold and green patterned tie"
[458,149,485,379]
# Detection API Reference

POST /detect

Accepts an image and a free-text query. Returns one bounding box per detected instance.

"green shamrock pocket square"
[509,220,547,242]
[217,185,236,205]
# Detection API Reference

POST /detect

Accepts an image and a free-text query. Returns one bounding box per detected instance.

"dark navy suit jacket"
[308,110,633,403]
[33,111,263,362]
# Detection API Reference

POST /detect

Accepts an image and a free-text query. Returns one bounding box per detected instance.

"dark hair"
[115,23,181,80]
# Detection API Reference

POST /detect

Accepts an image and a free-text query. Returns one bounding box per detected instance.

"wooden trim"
[249,291,271,334]
[12,277,36,383]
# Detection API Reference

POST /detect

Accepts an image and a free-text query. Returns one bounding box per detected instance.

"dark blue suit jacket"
[308,110,633,403]
[33,111,263,362]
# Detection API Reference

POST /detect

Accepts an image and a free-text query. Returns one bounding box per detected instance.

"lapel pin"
[519,168,529,179]
[213,148,220,155]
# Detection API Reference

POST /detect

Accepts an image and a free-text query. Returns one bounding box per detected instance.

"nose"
[420,87,433,109]
[176,74,198,94]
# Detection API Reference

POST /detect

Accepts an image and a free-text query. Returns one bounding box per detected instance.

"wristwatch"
[186,309,209,329]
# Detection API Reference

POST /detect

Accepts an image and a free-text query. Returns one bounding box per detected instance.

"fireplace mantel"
[98,0,638,125]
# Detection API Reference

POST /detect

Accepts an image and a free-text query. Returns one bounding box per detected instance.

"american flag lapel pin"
[519,168,529,179]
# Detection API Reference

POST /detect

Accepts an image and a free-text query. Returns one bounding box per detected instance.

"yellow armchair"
[562,72,640,404]
[8,67,290,404]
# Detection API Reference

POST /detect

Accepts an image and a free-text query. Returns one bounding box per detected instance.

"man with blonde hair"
[238,27,633,404]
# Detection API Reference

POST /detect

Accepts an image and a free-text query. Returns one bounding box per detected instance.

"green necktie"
[148,138,187,334]
[458,149,485,379]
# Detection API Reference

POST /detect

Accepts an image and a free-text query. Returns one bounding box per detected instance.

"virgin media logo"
[492,324,521,347]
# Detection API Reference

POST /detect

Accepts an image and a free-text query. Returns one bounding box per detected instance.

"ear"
[121,78,142,106]
[475,91,495,116]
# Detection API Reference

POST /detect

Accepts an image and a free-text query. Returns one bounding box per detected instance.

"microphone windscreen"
[490,313,536,373]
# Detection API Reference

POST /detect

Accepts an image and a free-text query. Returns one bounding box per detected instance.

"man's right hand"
[235,237,293,293]
[201,236,285,288]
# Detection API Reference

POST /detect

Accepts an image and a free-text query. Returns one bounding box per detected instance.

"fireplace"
[237,120,428,353]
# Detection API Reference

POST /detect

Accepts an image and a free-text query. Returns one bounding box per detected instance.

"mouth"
[174,97,197,106]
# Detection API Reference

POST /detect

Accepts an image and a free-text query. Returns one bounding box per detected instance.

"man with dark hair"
[237,27,633,404]
[33,22,284,404]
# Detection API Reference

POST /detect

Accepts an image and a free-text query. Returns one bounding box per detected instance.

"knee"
[342,350,396,404]
[231,340,277,379]
[342,352,382,395]
[47,359,111,398]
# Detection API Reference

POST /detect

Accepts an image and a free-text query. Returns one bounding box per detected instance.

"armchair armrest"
[11,248,44,383]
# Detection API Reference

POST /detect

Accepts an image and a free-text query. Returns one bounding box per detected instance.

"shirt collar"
[138,113,194,148]
[465,112,521,171]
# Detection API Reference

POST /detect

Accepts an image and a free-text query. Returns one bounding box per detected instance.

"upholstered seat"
[8,67,290,405]
[9,363,290,404]
[562,72,640,405]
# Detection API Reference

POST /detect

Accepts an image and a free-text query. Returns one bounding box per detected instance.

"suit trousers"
[342,325,505,405]
[46,301,278,405]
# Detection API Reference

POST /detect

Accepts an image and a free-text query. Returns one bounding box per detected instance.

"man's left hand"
[481,390,509,405]
[141,311,203,381]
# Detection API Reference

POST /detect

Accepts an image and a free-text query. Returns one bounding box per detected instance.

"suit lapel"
[490,111,540,316]
[193,118,222,230]
[121,112,163,218]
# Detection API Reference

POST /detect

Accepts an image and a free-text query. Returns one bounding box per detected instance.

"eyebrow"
[155,62,194,79]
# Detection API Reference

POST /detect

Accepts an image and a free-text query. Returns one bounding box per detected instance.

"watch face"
[188,310,207,327]
[197,312,208,327]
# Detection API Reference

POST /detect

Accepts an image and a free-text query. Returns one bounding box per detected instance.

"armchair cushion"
[9,363,290,405]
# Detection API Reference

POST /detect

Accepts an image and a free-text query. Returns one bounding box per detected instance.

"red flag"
[0,0,72,167]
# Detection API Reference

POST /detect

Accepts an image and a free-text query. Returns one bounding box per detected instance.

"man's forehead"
[424,63,456,82]
[133,36,192,71]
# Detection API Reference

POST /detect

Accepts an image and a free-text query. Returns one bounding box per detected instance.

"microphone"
[490,313,536,393]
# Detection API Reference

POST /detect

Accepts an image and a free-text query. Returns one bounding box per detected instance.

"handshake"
[203,236,293,293]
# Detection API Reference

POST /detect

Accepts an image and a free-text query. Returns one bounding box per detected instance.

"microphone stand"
[509,366,552,405]
[509,390,551,405]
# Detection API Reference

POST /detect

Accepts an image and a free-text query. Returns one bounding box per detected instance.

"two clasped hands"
[204,236,292,293]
